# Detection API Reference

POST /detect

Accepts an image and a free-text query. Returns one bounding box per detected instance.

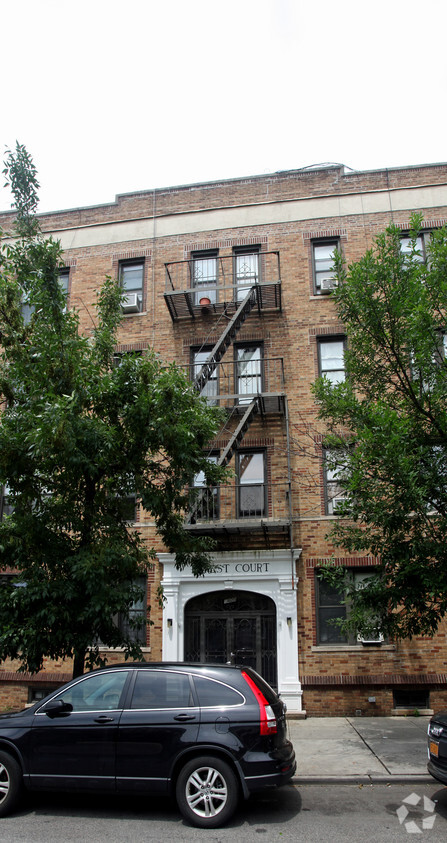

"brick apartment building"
[1,162,446,716]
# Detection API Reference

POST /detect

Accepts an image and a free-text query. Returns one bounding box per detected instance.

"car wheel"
[0,751,22,817]
[176,755,239,828]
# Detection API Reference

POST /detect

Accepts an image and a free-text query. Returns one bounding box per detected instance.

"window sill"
[121,310,148,318]
[391,708,433,716]
[311,644,395,652]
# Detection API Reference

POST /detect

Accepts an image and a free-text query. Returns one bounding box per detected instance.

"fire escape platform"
[221,393,286,416]
[164,281,282,322]
[184,517,291,537]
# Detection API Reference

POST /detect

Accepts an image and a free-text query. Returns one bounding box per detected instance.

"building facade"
[1,162,447,715]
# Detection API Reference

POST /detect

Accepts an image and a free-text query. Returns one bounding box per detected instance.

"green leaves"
[0,145,227,677]
[314,219,447,639]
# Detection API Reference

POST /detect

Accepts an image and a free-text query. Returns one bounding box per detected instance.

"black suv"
[0,663,296,827]
[427,710,447,785]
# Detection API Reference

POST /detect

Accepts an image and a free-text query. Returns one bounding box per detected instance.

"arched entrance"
[184,590,277,688]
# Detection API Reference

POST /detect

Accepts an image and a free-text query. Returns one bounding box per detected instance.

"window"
[193,676,244,707]
[316,570,379,645]
[400,232,429,263]
[48,670,129,712]
[192,250,218,305]
[192,454,219,520]
[58,268,70,298]
[20,293,34,324]
[312,240,339,294]
[1,484,13,520]
[236,344,263,403]
[192,348,218,404]
[237,451,266,517]
[119,260,144,313]
[234,247,260,301]
[318,338,346,384]
[393,689,429,710]
[130,670,193,709]
[323,449,347,515]
[112,350,142,368]
[28,686,56,704]
[118,494,137,523]
[116,576,147,644]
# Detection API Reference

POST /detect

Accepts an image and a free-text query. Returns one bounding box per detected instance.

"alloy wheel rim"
[185,766,228,817]
[0,763,10,803]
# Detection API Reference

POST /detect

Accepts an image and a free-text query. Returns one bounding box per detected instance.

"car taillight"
[242,671,277,735]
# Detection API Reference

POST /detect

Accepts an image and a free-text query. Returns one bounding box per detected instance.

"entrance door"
[184,590,277,688]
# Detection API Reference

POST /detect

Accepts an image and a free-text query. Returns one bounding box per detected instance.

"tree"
[0,143,227,678]
[313,216,447,640]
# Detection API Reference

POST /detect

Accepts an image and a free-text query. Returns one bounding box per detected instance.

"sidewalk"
[288,716,433,784]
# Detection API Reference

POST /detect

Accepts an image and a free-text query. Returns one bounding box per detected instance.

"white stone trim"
[159,548,303,713]
[46,184,447,251]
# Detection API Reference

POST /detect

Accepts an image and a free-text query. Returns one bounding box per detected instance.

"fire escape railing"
[164,251,281,321]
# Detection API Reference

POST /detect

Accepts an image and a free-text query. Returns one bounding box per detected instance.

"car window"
[53,671,129,712]
[193,676,244,707]
[129,670,193,709]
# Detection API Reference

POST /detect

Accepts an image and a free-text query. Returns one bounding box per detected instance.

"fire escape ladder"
[193,287,257,393]
[217,398,259,467]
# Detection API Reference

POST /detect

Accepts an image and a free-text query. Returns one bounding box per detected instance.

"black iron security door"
[184,590,277,688]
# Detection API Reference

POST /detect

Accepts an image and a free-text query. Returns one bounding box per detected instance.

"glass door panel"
[235,252,259,301]
[193,256,217,304]
[238,452,265,517]
[236,345,262,403]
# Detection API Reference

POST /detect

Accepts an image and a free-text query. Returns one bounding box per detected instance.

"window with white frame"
[234,247,260,302]
[1,483,14,520]
[400,232,429,263]
[119,260,144,312]
[323,449,348,515]
[20,292,34,324]
[237,450,266,517]
[236,344,263,403]
[192,454,219,520]
[316,569,381,645]
[58,268,70,298]
[313,240,339,294]
[192,251,218,305]
[318,337,346,384]
[192,348,218,404]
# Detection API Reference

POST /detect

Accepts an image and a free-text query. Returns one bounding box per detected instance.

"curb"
[292,774,434,785]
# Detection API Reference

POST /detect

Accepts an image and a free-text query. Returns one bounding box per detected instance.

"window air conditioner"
[357,632,384,645]
[121,293,142,313]
[319,277,337,293]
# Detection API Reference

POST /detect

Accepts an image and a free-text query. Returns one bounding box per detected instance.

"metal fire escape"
[192,287,261,465]
[164,251,290,541]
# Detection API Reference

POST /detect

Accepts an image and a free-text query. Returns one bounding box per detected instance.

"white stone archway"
[159,548,303,714]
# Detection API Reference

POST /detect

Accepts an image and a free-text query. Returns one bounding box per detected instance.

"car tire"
[176,755,239,828]
[0,751,22,817]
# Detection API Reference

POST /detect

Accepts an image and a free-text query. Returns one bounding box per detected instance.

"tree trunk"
[72,649,86,679]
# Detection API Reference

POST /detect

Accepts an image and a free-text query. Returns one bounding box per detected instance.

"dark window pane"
[193,676,244,707]
[130,670,193,709]
[319,606,347,643]
[53,671,129,711]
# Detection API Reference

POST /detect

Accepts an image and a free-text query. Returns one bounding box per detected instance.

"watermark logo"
[396,792,437,834]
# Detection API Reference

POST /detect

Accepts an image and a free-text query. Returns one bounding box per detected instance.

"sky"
[1,0,446,214]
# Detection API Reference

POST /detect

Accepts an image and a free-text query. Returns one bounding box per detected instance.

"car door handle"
[94,715,115,723]
[174,714,197,722]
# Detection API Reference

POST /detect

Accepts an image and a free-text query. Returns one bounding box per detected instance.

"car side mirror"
[41,699,73,717]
